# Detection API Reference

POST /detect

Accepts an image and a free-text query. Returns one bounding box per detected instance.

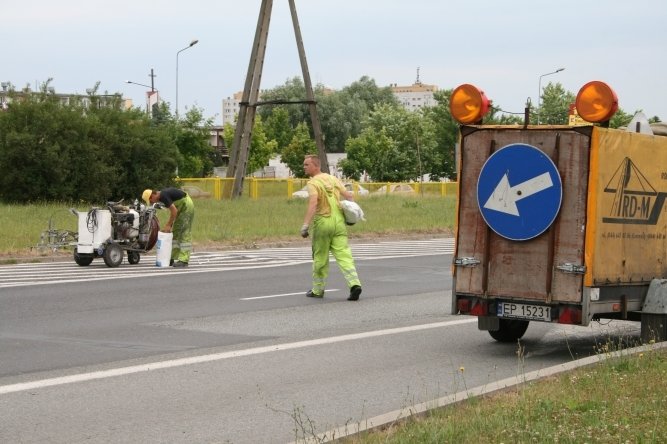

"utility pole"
[226,0,328,198]
[149,68,156,92]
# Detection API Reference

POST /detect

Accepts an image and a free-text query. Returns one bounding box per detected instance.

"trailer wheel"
[73,249,94,266]
[103,243,124,268]
[127,251,140,265]
[489,319,530,342]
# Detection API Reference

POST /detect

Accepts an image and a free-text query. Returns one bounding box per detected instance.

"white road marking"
[0,238,454,288]
[0,318,475,395]
[240,289,341,300]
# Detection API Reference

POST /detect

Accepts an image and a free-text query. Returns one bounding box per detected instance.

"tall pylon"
[225,0,329,198]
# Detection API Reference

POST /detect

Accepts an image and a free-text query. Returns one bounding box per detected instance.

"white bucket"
[156,231,173,267]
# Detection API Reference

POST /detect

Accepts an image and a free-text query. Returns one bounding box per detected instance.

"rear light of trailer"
[470,299,488,316]
[457,298,471,313]
[558,306,583,324]
[450,84,491,124]
[456,298,488,316]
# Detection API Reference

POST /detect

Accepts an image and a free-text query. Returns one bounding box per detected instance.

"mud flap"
[478,316,499,331]
[641,279,667,342]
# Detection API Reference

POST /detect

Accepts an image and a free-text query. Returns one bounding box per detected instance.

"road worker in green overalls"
[143,188,194,267]
[300,155,362,301]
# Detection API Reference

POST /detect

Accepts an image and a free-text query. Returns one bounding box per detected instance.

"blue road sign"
[477,143,562,241]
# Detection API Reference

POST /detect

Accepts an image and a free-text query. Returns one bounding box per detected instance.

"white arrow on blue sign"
[477,143,562,241]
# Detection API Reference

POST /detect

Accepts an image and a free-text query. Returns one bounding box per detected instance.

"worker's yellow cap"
[142,189,152,205]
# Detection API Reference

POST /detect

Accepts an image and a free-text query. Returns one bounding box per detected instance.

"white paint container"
[156,231,173,267]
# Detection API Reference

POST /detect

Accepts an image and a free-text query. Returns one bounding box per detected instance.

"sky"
[3,0,666,126]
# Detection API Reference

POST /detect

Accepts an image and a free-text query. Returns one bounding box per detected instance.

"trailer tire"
[103,243,124,268]
[489,319,529,342]
[127,251,140,265]
[73,249,94,266]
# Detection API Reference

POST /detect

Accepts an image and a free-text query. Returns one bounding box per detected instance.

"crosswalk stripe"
[0,238,453,288]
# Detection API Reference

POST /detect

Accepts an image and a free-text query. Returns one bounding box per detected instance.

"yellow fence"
[178,178,458,200]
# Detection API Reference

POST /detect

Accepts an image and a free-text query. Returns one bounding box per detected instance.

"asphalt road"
[0,239,641,443]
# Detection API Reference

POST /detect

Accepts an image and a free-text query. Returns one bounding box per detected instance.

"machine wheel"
[103,243,124,268]
[73,248,94,266]
[145,215,160,251]
[127,251,141,265]
[488,319,530,343]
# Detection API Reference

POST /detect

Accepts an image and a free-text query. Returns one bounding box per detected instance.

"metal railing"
[177,177,458,200]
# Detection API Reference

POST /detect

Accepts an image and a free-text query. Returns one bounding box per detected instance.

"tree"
[257,75,399,154]
[316,91,362,153]
[256,77,310,130]
[319,76,399,153]
[0,87,182,203]
[86,104,179,200]
[223,115,278,176]
[280,122,317,178]
[340,128,396,181]
[423,89,459,181]
[538,82,575,125]
[341,103,437,182]
[171,107,215,178]
[264,107,293,153]
[609,108,634,129]
[342,76,398,110]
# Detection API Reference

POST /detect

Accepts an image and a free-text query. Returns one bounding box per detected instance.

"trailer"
[450,81,667,343]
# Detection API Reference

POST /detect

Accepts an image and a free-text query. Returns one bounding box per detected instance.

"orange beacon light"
[575,81,618,123]
[450,84,491,125]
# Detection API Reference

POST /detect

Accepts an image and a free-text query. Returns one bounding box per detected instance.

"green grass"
[0,195,456,258]
[340,345,667,444]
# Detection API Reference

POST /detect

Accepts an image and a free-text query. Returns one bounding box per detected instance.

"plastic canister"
[156,231,173,267]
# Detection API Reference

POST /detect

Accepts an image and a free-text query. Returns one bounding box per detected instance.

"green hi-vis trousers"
[311,203,361,295]
[172,195,195,263]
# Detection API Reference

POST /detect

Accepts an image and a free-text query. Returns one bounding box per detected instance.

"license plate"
[497,302,551,321]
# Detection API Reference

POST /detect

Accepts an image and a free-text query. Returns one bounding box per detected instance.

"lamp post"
[126,80,159,114]
[175,39,199,117]
[537,67,565,124]
[126,80,153,91]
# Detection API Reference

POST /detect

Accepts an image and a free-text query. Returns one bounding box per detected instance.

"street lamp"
[537,67,565,124]
[126,80,159,114]
[175,39,199,117]
[126,80,154,91]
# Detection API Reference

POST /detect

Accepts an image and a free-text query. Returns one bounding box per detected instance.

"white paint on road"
[0,238,454,288]
[240,289,341,300]
[0,318,475,395]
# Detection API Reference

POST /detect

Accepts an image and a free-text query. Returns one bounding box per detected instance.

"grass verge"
[0,195,455,260]
[339,344,667,444]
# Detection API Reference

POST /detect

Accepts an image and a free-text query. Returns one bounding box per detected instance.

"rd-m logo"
[602,157,666,225]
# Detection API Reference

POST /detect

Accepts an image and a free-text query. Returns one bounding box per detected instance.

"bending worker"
[300,154,362,301]
[142,187,194,267]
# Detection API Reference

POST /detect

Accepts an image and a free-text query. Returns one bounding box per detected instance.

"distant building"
[0,82,130,111]
[209,125,229,167]
[222,91,243,126]
[390,69,438,112]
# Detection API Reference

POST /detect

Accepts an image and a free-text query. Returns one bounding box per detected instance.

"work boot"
[306,290,323,298]
[347,285,362,301]
[173,261,188,268]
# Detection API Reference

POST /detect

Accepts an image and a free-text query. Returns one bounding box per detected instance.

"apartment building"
[222,91,243,126]
[390,79,439,112]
